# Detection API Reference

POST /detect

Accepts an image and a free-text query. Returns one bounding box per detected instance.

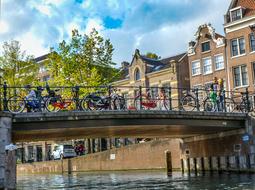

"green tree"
[46,29,118,89]
[0,40,38,86]
[145,52,161,60]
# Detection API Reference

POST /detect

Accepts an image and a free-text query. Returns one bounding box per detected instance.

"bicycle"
[181,88,205,111]
[81,87,125,111]
[7,87,44,114]
[133,88,170,110]
[45,86,83,112]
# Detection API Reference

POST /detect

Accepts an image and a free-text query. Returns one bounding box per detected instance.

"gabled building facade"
[112,49,190,108]
[188,24,227,92]
[224,0,255,92]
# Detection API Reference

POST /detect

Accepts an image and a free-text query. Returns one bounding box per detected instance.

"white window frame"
[191,60,201,76]
[233,65,249,88]
[214,54,224,71]
[203,57,212,75]
[231,37,246,57]
[230,6,243,22]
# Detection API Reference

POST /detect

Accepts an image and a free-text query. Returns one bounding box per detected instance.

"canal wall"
[17,138,182,174]
[180,114,255,172]
[0,113,15,189]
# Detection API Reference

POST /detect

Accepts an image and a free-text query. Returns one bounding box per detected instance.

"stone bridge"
[0,111,251,189]
[12,111,247,142]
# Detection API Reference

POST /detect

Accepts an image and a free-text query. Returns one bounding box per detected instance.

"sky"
[0,0,231,66]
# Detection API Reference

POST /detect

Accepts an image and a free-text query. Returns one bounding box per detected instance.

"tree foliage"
[46,29,118,89]
[145,52,161,60]
[0,40,38,86]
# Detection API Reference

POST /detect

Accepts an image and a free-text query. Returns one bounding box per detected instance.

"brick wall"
[17,138,182,174]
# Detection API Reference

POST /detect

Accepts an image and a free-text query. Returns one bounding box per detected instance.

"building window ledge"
[201,50,211,54]
[231,54,246,59]
[203,72,213,76]
[250,51,255,55]
[215,68,225,72]
[234,85,249,90]
[191,73,201,77]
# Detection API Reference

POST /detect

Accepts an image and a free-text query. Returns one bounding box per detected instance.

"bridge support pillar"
[0,113,14,189]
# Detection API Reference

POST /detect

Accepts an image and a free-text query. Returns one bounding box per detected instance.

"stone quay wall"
[17,138,182,174]
[0,113,15,189]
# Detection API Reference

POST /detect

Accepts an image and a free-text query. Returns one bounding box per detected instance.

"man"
[24,85,37,112]
[209,77,218,111]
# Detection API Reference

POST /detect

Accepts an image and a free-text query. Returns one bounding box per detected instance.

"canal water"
[17,171,255,189]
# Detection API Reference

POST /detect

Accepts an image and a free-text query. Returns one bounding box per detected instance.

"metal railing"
[1,82,253,114]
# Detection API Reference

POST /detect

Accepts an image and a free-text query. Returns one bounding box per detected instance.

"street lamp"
[0,68,4,111]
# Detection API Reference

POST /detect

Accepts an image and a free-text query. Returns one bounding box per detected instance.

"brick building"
[224,0,255,92]
[112,49,189,109]
[188,24,227,92]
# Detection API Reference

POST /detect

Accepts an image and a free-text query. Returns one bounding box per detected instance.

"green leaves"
[0,40,38,87]
[46,28,117,89]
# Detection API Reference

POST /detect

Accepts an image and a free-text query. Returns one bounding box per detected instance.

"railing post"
[245,87,250,112]
[195,88,199,111]
[74,85,80,110]
[168,86,172,110]
[108,85,112,110]
[3,82,7,111]
[139,86,142,110]
[37,86,42,111]
[223,90,226,112]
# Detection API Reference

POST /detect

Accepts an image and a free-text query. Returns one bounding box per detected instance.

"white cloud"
[17,32,49,57]
[0,0,232,62]
[85,18,104,34]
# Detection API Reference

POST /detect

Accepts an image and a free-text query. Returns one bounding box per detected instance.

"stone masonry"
[0,113,14,189]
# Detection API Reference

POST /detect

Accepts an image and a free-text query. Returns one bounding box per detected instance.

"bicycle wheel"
[7,96,26,114]
[113,96,126,110]
[224,98,235,112]
[203,97,215,112]
[80,98,91,111]
[181,95,196,111]
[161,99,170,111]
[45,97,60,112]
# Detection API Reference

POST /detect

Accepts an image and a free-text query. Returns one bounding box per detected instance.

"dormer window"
[134,68,140,81]
[230,7,243,22]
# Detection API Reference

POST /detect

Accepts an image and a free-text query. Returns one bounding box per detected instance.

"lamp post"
[0,68,4,111]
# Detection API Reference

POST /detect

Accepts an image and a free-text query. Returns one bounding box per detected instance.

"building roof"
[226,0,255,22]
[34,53,50,63]
[117,51,186,80]
[235,0,255,17]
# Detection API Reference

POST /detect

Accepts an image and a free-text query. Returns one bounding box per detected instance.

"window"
[134,68,140,80]
[191,61,200,76]
[203,58,212,75]
[215,55,224,70]
[233,65,248,87]
[43,75,50,82]
[231,37,245,57]
[231,9,242,22]
[201,41,210,52]
[250,33,255,52]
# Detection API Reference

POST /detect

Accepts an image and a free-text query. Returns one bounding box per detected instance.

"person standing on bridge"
[209,77,218,111]
[24,85,37,112]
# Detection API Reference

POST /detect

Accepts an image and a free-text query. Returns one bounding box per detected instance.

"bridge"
[12,111,247,142]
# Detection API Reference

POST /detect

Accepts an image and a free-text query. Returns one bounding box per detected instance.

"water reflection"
[17,171,255,190]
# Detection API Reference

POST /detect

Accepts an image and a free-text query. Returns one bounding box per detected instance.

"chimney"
[121,61,129,69]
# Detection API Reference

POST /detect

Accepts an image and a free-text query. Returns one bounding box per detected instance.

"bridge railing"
[2,82,253,114]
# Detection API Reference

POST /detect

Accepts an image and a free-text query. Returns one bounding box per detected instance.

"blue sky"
[0,0,231,65]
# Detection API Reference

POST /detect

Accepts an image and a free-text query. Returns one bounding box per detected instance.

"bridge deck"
[12,111,247,142]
